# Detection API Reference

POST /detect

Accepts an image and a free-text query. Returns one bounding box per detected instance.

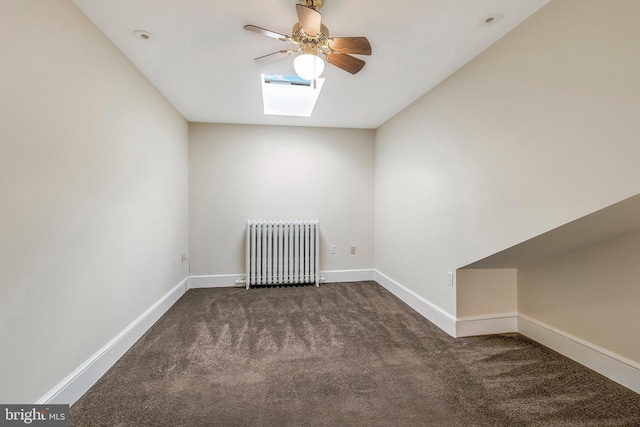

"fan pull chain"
[313,54,317,89]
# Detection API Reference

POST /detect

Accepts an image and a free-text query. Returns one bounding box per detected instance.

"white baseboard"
[37,271,639,404]
[321,269,375,283]
[188,269,376,289]
[374,270,457,337]
[518,314,640,394]
[187,274,244,289]
[456,313,518,337]
[37,278,187,406]
[371,272,639,393]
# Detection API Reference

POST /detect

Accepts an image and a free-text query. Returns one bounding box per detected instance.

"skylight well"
[261,74,324,117]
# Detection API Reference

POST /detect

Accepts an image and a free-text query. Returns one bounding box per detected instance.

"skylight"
[261,74,324,117]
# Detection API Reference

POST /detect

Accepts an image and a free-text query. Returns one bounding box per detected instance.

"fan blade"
[326,53,366,74]
[296,4,321,37]
[254,50,297,62]
[244,25,291,42]
[328,37,372,56]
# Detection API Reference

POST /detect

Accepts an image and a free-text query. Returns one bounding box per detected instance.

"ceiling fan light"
[294,54,325,80]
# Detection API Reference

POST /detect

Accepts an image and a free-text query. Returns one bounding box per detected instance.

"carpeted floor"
[70,281,640,426]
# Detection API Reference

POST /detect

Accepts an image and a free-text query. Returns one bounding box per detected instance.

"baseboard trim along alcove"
[372,270,640,394]
[38,271,640,406]
[518,314,640,394]
[373,270,457,337]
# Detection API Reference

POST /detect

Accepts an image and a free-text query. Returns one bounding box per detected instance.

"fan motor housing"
[292,23,329,52]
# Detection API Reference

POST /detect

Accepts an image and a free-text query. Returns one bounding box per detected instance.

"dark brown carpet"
[70,281,640,426]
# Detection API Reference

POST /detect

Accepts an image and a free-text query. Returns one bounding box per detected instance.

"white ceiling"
[72,0,550,129]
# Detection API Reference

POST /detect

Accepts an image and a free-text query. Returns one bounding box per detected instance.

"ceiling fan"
[244,0,372,80]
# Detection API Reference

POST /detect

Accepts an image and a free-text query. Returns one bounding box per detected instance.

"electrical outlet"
[447,272,454,287]
[350,245,356,255]
[181,253,187,262]
[330,245,336,254]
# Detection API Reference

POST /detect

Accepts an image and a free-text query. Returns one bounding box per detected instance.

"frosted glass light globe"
[294,54,325,80]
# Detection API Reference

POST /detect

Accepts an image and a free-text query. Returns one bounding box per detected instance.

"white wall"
[0,0,188,403]
[519,229,640,364]
[3,0,639,404]
[375,0,640,317]
[189,123,375,277]
[456,269,517,318]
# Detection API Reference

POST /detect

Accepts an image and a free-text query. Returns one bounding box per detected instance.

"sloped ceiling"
[72,0,550,128]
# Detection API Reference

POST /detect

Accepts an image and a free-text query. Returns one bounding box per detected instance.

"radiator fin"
[246,219,320,289]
